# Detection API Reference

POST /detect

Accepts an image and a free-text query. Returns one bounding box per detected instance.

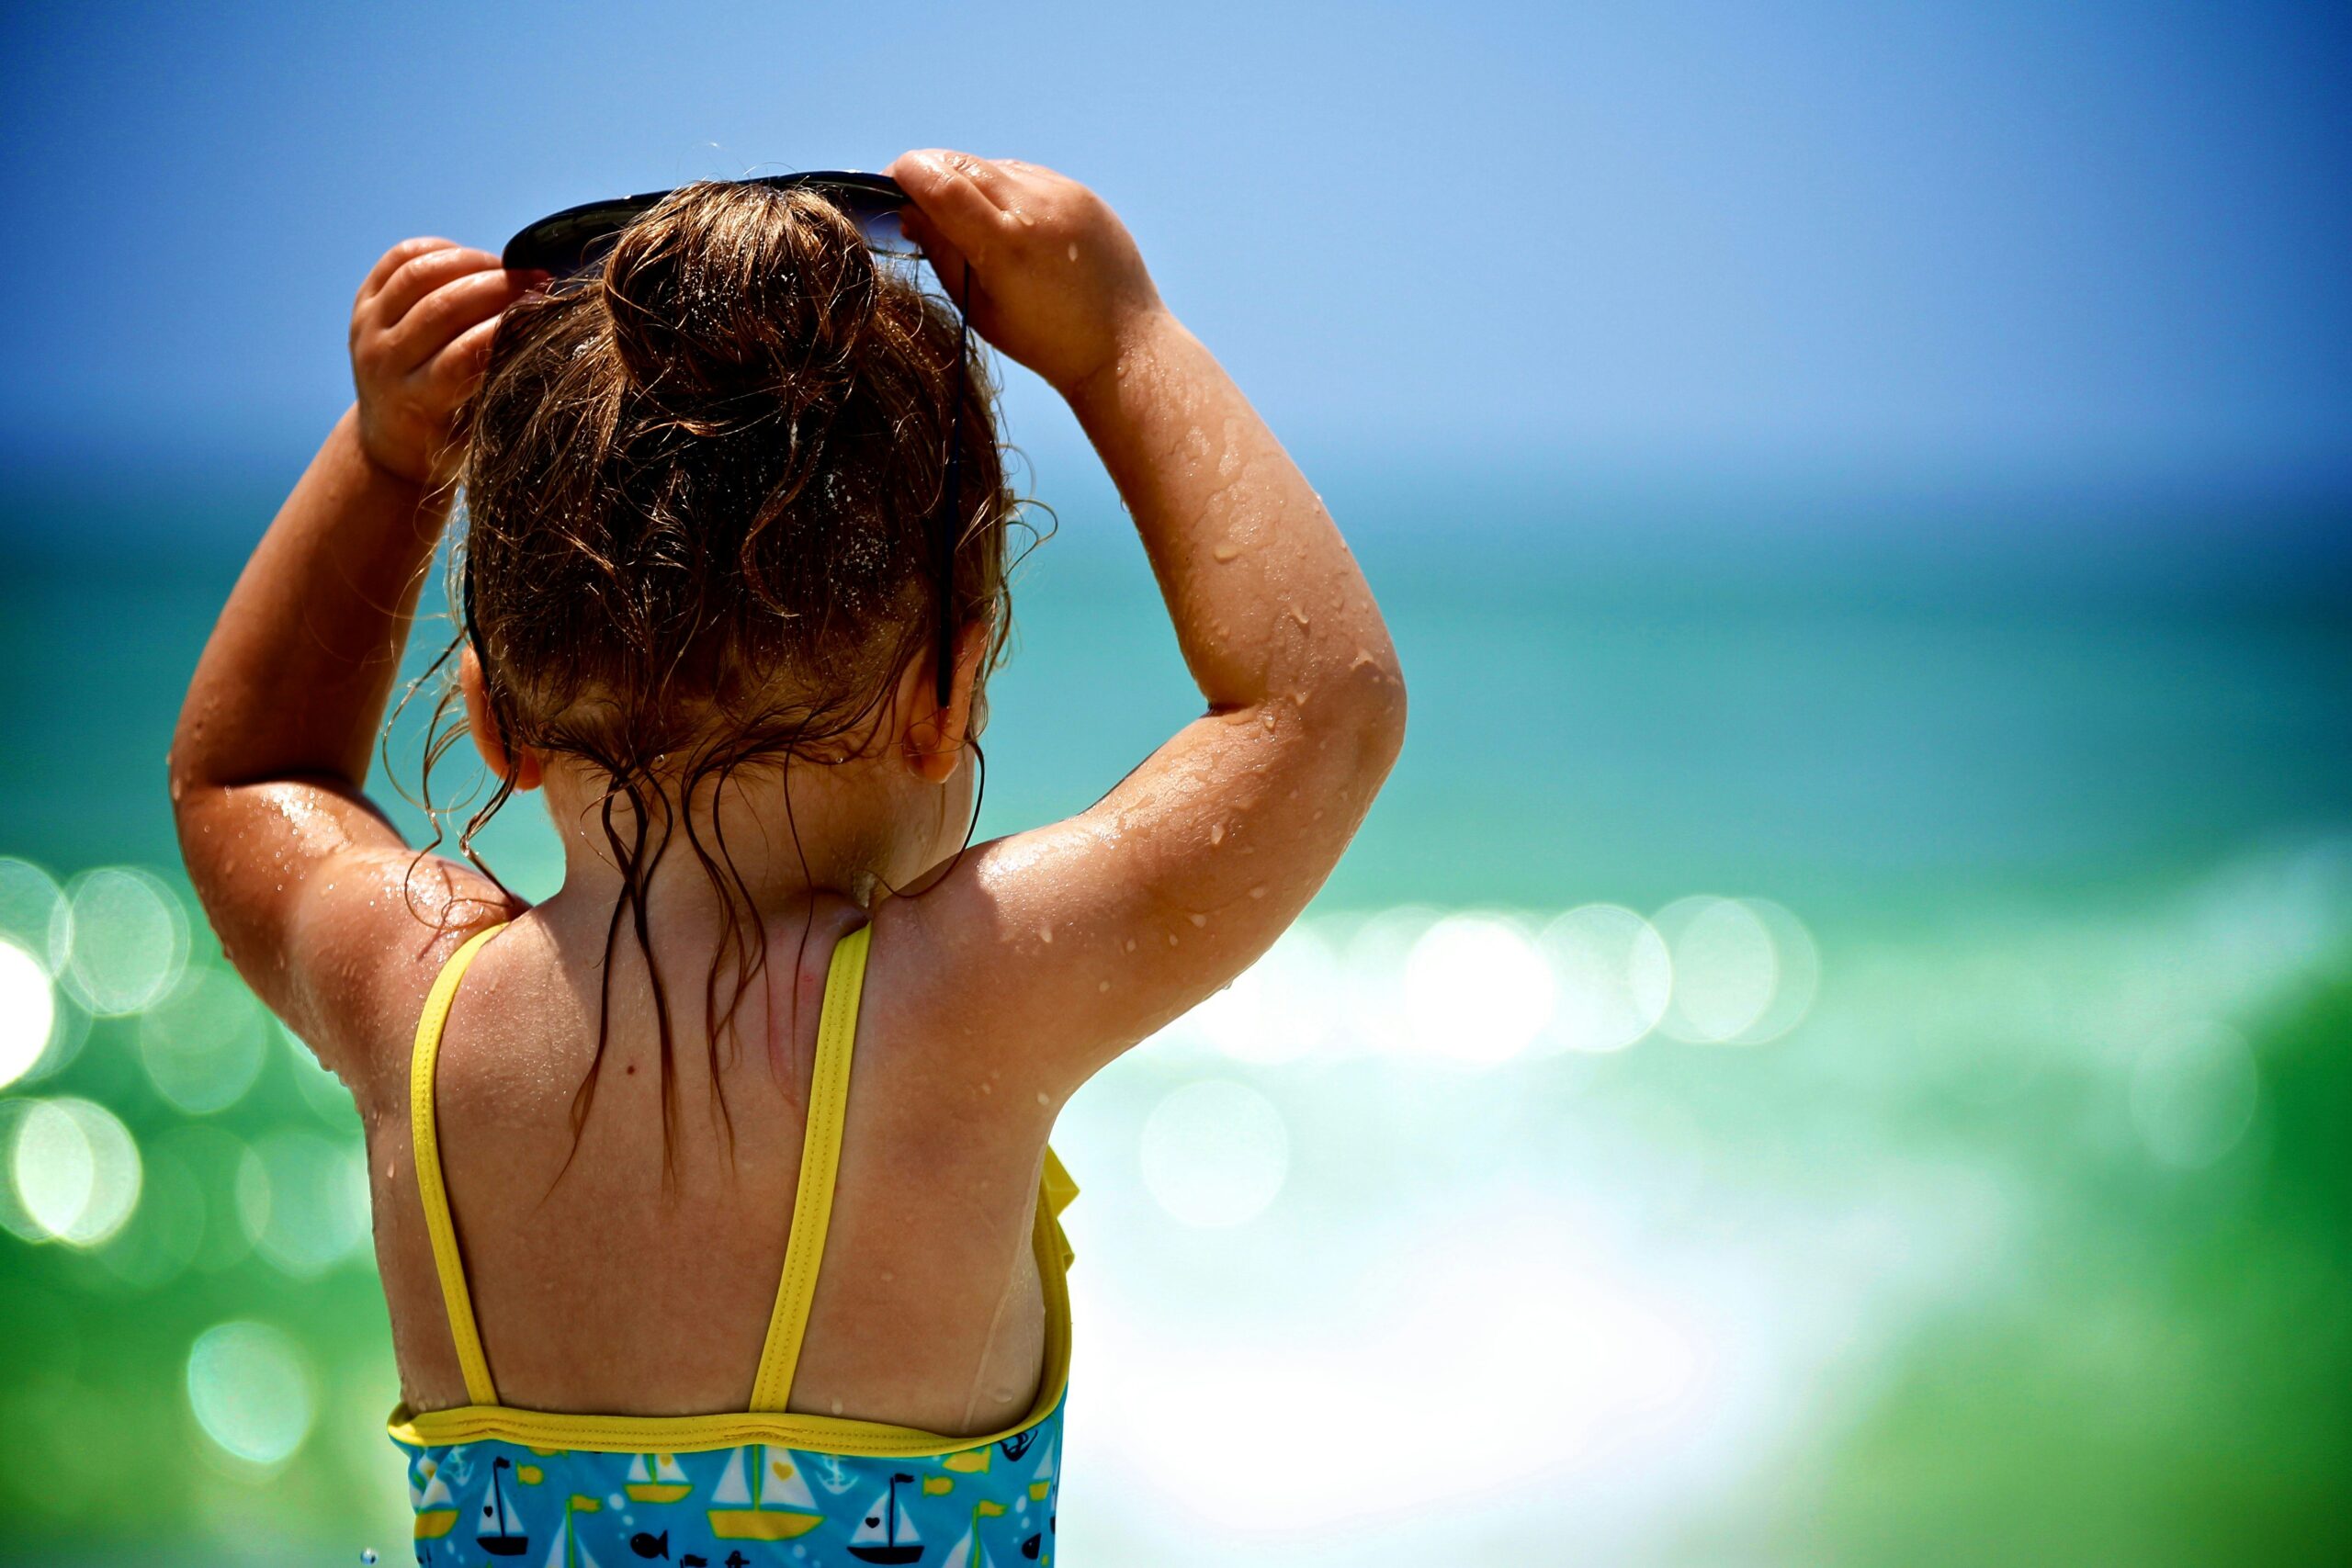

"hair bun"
[598,182,879,411]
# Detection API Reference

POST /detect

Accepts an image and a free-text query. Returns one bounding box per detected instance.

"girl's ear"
[899,617,995,785]
[459,642,544,792]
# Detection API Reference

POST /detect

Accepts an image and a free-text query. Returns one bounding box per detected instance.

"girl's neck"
[526,750,969,931]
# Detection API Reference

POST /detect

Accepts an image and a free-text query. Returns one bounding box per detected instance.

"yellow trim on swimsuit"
[390,919,1077,1458]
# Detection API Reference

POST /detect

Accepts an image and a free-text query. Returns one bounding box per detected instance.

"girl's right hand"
[886,150,1165,396]
[349,238,542,485]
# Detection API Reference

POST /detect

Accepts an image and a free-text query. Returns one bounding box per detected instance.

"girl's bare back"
[375,898,1053,1437]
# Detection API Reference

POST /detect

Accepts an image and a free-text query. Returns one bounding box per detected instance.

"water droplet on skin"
[832,1400,845,1415]
[1168,933,1181,947]
[1187,912,1208,928]
[1248,886,1268,899]
[980,1081,993,1095]
[1035,1091,1050,1106]
[1037,927,1053,944]
[1262,711,1278,730]
[1098,979,1111,993]
[1212,542,1240,563]
[1289,605,1310,627]
[1066,242,1080,262]
[1124,938,1137,953]
[1209,823,1225,846]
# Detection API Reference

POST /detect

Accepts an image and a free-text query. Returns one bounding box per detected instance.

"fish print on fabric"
[400,1420,1064,1568]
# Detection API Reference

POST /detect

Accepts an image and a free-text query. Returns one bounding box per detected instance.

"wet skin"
[167,150,1405,1435]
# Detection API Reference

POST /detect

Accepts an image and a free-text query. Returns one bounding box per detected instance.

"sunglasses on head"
[498,171,973,713]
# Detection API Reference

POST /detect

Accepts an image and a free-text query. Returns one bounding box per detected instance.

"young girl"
[170,149,1404,1562]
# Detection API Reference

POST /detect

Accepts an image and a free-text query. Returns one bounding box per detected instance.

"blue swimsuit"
[389,923,1076,1567]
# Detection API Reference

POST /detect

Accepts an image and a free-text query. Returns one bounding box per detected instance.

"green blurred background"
[3,4,2348,1564]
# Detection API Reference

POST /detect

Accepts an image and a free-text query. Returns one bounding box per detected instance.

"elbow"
[165,742,197,832]
[164,729,222,835]
[1365,660,1408,781]
[165,747,216,862]
[1327,645,1408,786]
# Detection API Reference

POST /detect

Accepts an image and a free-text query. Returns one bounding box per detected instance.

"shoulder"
[177,772,526,1111]
[851,865,1095,1140]
[266,841,522,1114]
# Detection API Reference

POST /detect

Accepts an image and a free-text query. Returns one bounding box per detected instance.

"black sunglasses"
[497,172,972,713]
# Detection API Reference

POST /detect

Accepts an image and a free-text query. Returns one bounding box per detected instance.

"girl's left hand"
[348,239,543,485]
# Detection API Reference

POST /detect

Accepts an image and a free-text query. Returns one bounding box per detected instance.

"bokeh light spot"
[0,937,57,1090]
[1404,914,1555,1066]
[1193,923,1340,1066]
[186,1321,315,1466]
[1340,906,1440,1057]
[9,1096,142,1247]
[1139,1079,1290,1228]
[0,1100,45,1240]
[0,856,66,965]
[1736,898,1821,1044]
[57,866,188,1017]
[1655,897,1779,1043]
[137,964,267,1115]
[1539,905,1673,1055]
[237,1131,369,1278]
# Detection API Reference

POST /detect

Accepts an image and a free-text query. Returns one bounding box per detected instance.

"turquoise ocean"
[2,460,2347,1565]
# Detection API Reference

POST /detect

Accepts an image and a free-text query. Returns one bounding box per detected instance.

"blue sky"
[2,1,2346,502]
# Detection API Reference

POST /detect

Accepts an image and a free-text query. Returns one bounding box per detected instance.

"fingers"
[422,311,506,404]
[356,236,459,304]
[367,244,503,335]
[379,267,537,370]
[997,157,1076,188]
[889,149,1014,257]
[895,206,971,302]
[892,148,1010,207]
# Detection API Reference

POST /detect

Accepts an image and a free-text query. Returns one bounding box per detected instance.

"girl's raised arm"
[167,242,537,1095]
[878,151,1408,1098]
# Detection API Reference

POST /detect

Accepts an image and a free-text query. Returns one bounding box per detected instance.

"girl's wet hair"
[397,180,1031,1176]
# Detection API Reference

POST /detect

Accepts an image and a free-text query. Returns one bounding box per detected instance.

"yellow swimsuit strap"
[749,922,871,1411]
[409,919,514,1407]
[408,921,874,1413]
[396,917,1081,1453]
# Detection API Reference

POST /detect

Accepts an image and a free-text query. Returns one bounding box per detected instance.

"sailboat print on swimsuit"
[846,1472,923,1563]
[626,1451,694,1503]
[541,1493,604,1568]
[707,1445,826,1540]
[481,1455,532,1555]
[939,1500,1010,1568]
[413,1455,460,1540]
